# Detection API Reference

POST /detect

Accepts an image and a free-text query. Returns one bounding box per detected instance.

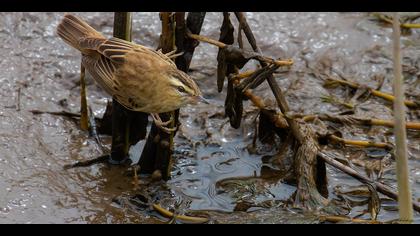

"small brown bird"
[57,14,205,132]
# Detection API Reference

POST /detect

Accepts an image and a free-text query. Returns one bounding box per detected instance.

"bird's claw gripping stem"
[151,113,177,134]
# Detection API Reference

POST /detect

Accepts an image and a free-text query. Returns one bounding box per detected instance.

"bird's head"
[164,69,208,107]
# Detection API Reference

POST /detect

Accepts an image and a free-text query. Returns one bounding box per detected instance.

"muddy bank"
[0,12,419,223]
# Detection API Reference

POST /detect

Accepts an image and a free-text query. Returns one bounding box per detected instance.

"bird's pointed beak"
[194,95,209,104]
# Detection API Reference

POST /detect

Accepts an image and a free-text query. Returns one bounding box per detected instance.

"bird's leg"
[151,113,176,133]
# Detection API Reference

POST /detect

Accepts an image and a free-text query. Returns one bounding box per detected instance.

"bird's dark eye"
[177,86,186,93]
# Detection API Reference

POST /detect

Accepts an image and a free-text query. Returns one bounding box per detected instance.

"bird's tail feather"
[57,14,104,54]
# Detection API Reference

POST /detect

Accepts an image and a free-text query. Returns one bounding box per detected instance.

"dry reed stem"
[302,114,420,130]
[326,77,418,108]
[187,32,293,67]
[329,135,393,149]
[152,204,209,224]
[231,73,288,129]
[392,12,413,223]
[319,215,382,224]
[318,151,420,213]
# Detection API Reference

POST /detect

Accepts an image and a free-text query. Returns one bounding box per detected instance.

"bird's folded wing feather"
[81,55,117,96]
[98,37,177,66]
[77,38,119,97]
[79,37,177,106]
[78,37,106,51]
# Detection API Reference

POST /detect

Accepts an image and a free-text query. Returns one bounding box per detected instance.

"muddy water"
[0,12,419,223]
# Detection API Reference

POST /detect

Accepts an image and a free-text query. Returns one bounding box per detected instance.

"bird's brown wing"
[78,37,106,51]
[97,37,177,66]
[79,37,177,110]
[81,55,117,96]
[78,37,145,110]
[77,36,120,97]
[83,53,136,110]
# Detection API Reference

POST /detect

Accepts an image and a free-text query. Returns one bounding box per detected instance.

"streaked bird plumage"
[56,14,202,116]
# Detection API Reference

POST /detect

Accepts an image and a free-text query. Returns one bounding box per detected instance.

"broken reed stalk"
[110,12,149,164]
[79,64,88,131]
[319,215,382,224]
[193,12,420,215]
[230,70,257,81]
[231,74,288,129]
[234,12,329,207]
[152,204,209,224]
[373,13,420,29]
[302,113,420,130]
[318,151,420,213]
[184,12,420,214]
[110,12,132,163]
[187,33,293,67]
[175,12,206,71]
[245,90,288,128]
[328,134,392,150]
[370,119,420,130]
[155,12,176,179]
[320,94,354,109]
[325,77,418,108]
[139,12,176,179]
[392,13,413,223]
[400,23,420,28]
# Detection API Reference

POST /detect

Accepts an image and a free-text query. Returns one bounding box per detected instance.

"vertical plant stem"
[139,12,175,179]
[110,12,132,163]
[159,12,177,179]
[139,12,206,180]
[168,13,178,177]
[175,12,206,71]
[110,12,148,164]
[80,64,88,131]
[392,12,413,223]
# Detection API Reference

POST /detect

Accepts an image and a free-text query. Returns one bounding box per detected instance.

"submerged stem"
[79,64,88,131]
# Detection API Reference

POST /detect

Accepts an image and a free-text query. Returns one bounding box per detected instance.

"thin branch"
[319,215,382,224]
[373,12,420,29]
[324,76,418,108]
[234,12,329,209]
[152,204,209,224]
[328,135,393,150]
[301,113,420,130]
[230,73,288,129]
[187,32,293,67]
[318,151,420,213]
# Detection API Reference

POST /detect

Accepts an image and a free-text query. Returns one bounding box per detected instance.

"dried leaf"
[258,110,277,144]
[217,12,235,92]
[367,183,381,221]
[217,49,228,92]
[225,80,243,129]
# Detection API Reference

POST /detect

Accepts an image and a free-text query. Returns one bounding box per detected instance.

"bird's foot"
[165,48,184,59]
[151,113,176,134]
